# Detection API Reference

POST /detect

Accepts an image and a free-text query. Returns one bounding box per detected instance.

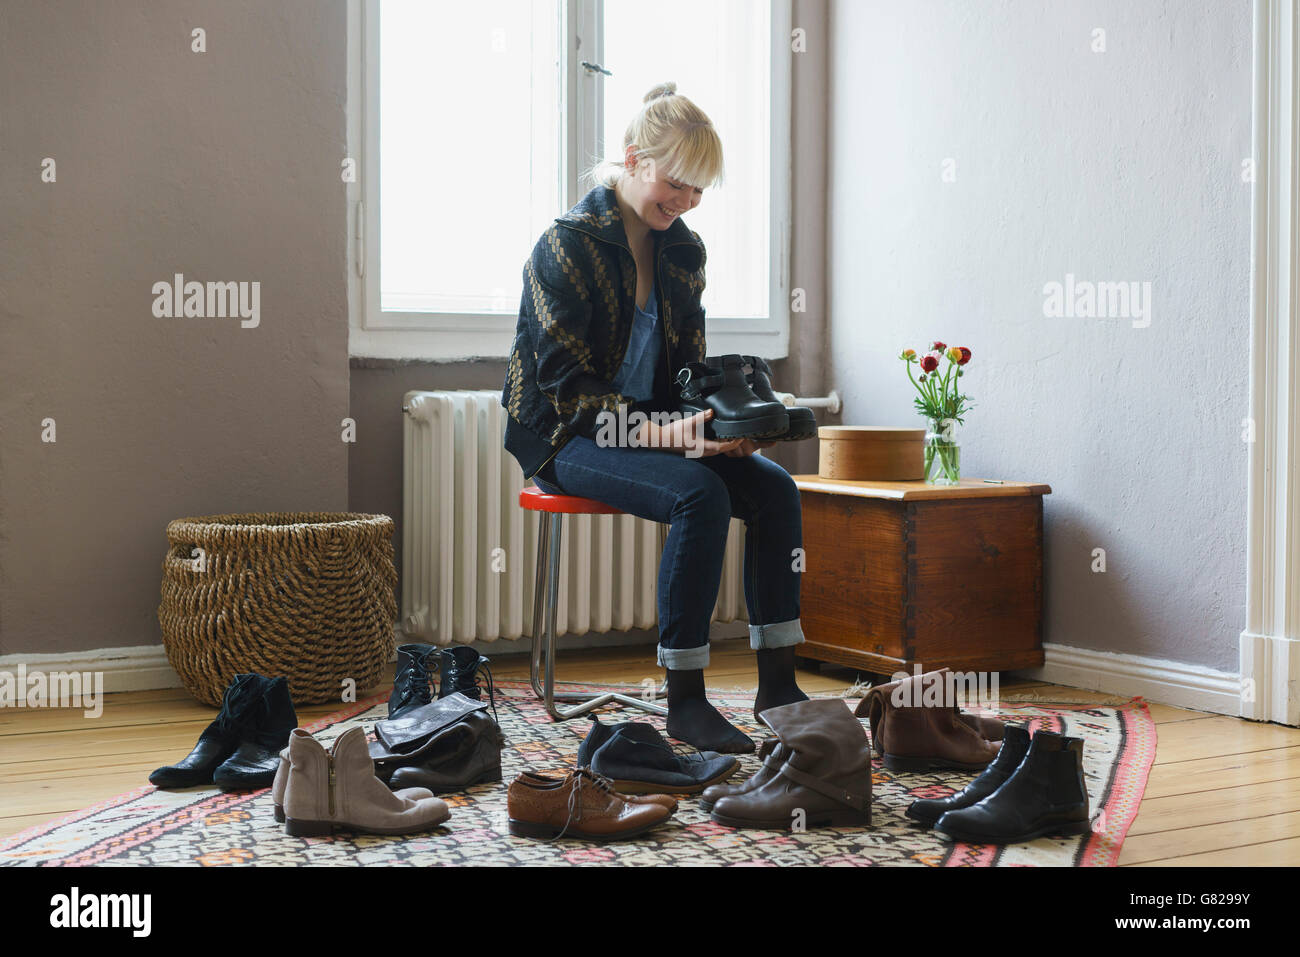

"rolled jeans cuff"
[749,618,805,651]
[657,642,710,670]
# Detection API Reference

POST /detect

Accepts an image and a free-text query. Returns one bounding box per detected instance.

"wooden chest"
[792,475,1051,676]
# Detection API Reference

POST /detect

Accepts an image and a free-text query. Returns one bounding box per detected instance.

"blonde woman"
[502,82,806,754]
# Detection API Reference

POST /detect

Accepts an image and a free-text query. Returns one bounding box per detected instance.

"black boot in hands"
[753,646,809,721]
[664,668,755,754]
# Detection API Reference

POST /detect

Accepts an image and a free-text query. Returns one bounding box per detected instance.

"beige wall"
[0,1,350,655]
[0,0,829,658]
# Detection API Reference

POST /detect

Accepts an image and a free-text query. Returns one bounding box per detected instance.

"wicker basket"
[158,512,398,707]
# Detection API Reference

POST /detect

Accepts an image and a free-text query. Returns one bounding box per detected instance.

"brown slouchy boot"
[856,668,1004,758]
[864,672,1001,772]
[710,699,871,830]
[282,727,450,836]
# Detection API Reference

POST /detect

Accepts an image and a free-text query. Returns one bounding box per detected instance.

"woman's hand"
[723,437,778,457]
[637,410,776,458]
[637,410,743,457]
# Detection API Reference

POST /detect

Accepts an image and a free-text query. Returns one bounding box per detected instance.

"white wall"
[827,0,1253,672]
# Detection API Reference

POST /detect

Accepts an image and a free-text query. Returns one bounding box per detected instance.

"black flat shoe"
[676,355,788,440]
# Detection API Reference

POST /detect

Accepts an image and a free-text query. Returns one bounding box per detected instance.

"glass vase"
[923,418,961,485]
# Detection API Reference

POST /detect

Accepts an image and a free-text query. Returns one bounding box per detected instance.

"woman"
[502,82,806,754]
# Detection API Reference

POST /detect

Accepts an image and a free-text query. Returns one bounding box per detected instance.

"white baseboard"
[0,623,755,698]
[1014,643,1242,717]
[0,645,181,694]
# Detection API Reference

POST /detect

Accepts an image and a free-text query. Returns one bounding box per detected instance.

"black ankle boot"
[389,643,437,719]
[438,646,496,721]
[933,730,1091,843]
[906,724,1032,826]
[212,675,298,791]
[664,668,755,755]
[742,356,817,441]
[753,646,810,721]
[676,355,788,440]
[149,674,254,788]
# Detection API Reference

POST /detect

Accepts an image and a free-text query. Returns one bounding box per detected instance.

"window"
[347,0,791,360]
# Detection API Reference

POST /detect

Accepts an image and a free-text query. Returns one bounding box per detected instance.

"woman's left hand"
[724,438,778,457]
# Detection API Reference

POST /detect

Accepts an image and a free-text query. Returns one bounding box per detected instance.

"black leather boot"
[438,646,496,721]
[676,355,789,440]
[933,730,1091,843]
[212,675,299,791]
[389,642,437,719]
[743,355,817,441]
[148,674,255,788]
[369,695,504,792]
[906,724,1031,826]
[387,711,506,792]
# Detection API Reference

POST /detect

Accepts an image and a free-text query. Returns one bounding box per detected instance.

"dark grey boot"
[933,730,1091,843]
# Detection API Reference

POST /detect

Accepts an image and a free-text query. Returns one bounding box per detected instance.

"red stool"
[519,485,668,720]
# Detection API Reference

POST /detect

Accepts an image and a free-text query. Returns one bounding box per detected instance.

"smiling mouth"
[658,204,682,219]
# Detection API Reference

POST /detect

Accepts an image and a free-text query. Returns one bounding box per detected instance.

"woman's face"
[623,150,704,230]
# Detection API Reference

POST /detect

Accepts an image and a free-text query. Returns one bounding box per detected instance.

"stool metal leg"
[529,510,667,720]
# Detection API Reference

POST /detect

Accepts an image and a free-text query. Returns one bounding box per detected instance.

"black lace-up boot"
[438,646,496,721]
[389,643,438,719]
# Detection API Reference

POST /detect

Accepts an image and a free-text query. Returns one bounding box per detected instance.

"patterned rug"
[0,681,1155,867]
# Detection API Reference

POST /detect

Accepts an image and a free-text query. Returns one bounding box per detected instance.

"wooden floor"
[3,638,1298,866]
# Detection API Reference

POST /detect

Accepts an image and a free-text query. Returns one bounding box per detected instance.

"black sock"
[664,668,755,754]
[753,646,809,720]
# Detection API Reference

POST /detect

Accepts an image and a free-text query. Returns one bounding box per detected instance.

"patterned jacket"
[501,185,708,479]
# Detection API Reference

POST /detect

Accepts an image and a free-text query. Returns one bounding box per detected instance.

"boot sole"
[506,817,668,842]
[708,412,790,440]
[933,817,1092,844]
[709,807,871,830]
[284,810,451,838]
[883,753,992,773]
[275,766,501,821]
[606,760,739,796]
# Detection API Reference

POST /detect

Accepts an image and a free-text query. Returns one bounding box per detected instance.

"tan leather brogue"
[507,768,672,841]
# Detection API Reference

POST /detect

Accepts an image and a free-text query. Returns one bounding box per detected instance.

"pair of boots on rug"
[149,673,297,791]
[861,668,1092,843]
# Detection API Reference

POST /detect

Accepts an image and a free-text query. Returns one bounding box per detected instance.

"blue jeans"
[532,435,804,669]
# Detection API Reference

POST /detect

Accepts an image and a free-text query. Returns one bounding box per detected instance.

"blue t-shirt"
[610,278,662,403]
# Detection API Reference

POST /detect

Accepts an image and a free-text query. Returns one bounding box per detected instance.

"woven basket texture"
[158,512,398,707]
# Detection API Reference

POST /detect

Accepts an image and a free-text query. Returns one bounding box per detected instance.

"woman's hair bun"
[642,81,678,103]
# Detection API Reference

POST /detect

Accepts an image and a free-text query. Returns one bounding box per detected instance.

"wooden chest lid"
[818,426,926,442]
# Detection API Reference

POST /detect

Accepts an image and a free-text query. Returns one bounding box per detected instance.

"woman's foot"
[664,668,755,754]
[753,646,809,721]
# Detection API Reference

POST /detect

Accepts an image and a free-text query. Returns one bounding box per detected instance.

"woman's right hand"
[638,410,743,458]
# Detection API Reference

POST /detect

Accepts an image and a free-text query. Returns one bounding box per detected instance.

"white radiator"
[401,390,749,644]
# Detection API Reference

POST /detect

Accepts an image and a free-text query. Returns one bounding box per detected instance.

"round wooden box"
[817,426,926,480]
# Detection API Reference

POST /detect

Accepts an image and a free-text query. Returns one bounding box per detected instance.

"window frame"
[346,0,792,361]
